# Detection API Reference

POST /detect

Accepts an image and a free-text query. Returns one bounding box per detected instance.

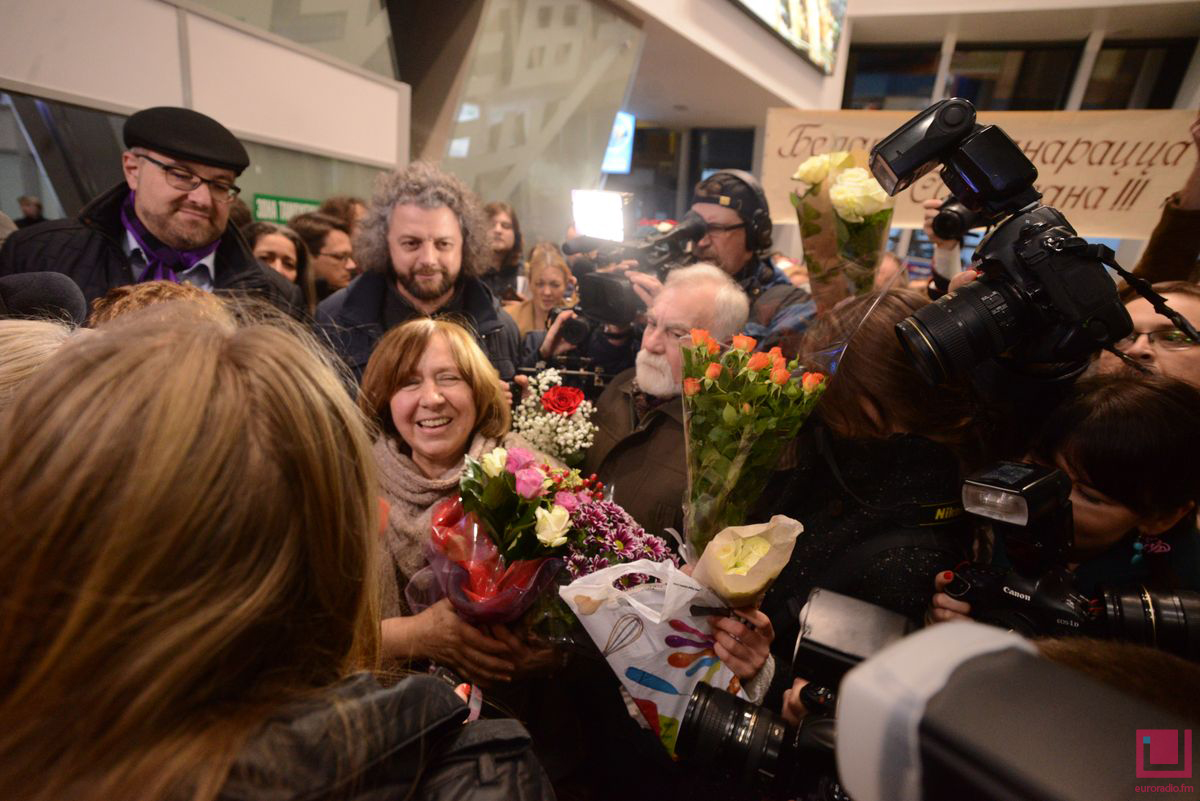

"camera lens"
[895,277,1026,385]
[931,200,987,241]
[560,315,591,346]
[676,683,799,792]
[1097,587,1200,661]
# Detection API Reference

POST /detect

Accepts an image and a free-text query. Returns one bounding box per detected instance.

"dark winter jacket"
[0,183,303,316]
[218,673,556,801]
[581,368,686,538]
[316,269,521,383]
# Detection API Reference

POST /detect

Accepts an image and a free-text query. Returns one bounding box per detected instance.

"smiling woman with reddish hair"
[358,317,559,680]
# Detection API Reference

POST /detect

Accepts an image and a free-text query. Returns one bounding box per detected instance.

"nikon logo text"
[934,506,961,521]
[1002,586,1031,602]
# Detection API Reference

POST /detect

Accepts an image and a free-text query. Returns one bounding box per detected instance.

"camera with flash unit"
[954,461,1200,658]
[870,99,1134,386]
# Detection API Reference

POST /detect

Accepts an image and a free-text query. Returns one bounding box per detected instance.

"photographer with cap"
[0,107,301,316]
[690,170,814,354]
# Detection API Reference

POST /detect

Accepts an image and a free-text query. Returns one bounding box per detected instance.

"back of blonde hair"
[0,318,75,413]
[0,310,380,801]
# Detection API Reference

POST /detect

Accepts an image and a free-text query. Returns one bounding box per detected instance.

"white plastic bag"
[559,558,747,754]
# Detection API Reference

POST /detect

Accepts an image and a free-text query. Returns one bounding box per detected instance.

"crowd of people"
[1,103,1199,801]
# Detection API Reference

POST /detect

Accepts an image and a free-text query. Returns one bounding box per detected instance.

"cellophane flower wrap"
[512,368,598,466]
[407,445,674,643]
[681,330,826,557]
[790,151,894,310]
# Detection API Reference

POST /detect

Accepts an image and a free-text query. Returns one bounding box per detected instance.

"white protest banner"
[762,109,1197,239]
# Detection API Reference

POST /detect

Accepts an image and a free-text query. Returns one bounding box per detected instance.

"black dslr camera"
[870,98,1135,386]
[951,461,1200,658]
[675,589,914,800]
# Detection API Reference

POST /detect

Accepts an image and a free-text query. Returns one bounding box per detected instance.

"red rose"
[542,385,585,415]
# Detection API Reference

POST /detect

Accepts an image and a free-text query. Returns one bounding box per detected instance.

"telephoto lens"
[676,684,796,791]
[1094,587,1200,661]
[894,277,1027,385]
[676,684,838,799]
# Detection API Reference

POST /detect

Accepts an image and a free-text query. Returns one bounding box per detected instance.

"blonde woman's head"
[0,309,379,801]
[0,318,76,413]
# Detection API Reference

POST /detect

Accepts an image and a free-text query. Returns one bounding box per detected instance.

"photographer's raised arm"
[1132,112,1200,284]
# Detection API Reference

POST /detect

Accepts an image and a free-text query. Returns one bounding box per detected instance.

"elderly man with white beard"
[581,264,749,537]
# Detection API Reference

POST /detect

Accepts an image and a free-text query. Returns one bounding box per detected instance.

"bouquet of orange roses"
[681,330,826,556]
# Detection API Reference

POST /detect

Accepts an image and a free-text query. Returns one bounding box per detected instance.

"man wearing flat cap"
[0,106,301,315]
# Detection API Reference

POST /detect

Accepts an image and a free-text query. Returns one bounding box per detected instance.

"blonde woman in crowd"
[0,318,76,412]
[0,308,553,801]
[502,243,573,338]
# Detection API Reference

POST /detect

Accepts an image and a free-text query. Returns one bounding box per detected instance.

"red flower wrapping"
[542,385,585,415]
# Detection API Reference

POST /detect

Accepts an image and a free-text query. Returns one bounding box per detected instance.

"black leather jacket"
[218,673,555,801]
[0,183,302,316]
[316,270,521,383]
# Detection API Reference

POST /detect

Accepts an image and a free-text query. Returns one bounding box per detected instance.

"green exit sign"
[253,193,320,223]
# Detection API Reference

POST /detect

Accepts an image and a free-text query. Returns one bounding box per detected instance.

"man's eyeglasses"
[704,222,746,236]
[318,251,354,263]
[1117,328,1198,351]
[137,153,241,203]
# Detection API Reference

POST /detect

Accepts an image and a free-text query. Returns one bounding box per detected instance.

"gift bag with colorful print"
[559,558,747,755]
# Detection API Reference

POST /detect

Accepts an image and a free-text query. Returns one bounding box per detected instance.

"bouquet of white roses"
[512,368,598,466]
[791,151,894,310]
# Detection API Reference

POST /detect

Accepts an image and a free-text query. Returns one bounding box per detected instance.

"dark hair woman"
[241,221,315,313]
[930,372,1200,626]
[756,289,990,695]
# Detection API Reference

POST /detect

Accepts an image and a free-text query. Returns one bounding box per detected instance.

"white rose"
[829,167,890,223]
[535,504,571,548]
[480,447,507,477]
[791,154,830,185]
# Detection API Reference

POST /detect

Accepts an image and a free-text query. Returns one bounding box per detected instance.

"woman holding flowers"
[358,318,561,682]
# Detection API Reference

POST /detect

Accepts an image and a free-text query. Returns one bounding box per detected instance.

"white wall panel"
[186,14,404,167]
[0,0,184,111]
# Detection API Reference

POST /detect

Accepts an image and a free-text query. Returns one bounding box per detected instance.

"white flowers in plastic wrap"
[829,167,891,223]
[692,515,803,606]
[791,150,853,187]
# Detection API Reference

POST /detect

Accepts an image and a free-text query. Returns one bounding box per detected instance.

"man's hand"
[1179,111,1200,210]
[489,624,562,677]
[781,678,810,727]
[923,198,959,250]
[947,267,979,293]
[415,599,517,684]
[709,607,774,682]
[627,271,664,306]
[539,310,579,360]
[597,257,639,274]
[512,374,530,403]
[927,571,973,625]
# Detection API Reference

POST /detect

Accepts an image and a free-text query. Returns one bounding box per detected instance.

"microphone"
[0,272,88,326]
[562,235,611,256]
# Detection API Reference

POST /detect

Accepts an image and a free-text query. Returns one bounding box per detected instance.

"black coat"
[218,673,555,801]
[758,428,971,707]
[0,183,303,316]
[316,269,521,382]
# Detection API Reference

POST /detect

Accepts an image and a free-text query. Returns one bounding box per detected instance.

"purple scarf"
[120,192,220,283]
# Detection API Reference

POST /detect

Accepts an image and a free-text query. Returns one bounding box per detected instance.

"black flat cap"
[123,106,249,174]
